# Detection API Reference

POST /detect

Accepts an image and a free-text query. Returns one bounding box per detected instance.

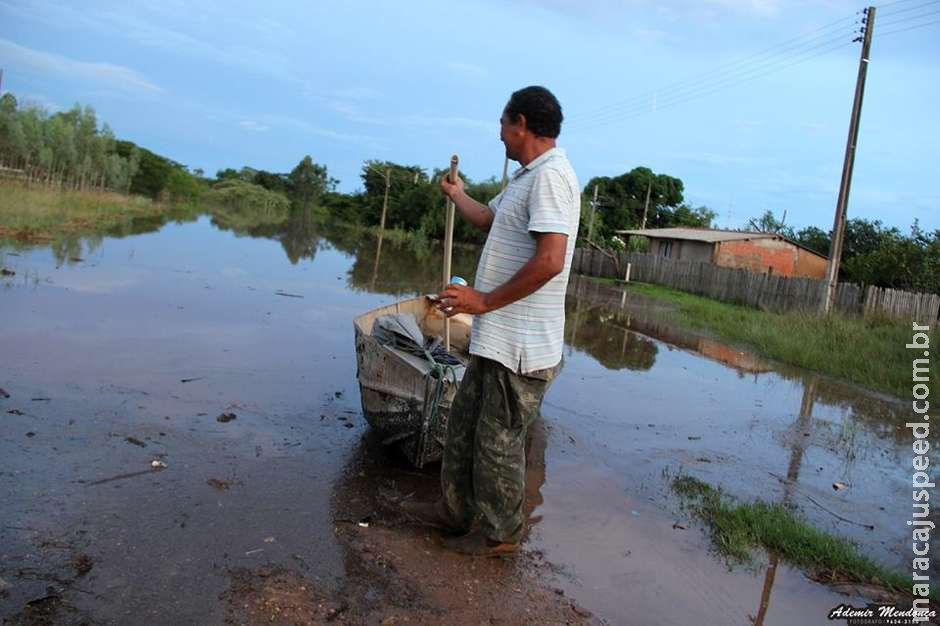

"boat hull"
[353,297,471,467]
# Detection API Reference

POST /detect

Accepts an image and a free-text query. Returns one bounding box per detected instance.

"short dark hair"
[505,86,563,139]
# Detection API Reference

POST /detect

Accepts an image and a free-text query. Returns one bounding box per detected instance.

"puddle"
[1,208,929,624]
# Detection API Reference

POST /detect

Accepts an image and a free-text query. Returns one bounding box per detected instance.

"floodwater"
[0,208,929,625]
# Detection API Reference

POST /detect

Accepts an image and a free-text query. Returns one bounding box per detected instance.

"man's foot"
[442,531,519,557]
[400,499,463,534]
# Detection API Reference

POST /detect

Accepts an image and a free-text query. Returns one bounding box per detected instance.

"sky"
[1,0,938,233]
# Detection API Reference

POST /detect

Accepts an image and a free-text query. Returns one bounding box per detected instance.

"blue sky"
[1,0,937,232]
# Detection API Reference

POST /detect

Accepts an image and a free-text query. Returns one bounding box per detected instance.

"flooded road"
[0,210,924,625]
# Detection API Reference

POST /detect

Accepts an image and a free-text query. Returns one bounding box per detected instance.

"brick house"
[615,227,828,279]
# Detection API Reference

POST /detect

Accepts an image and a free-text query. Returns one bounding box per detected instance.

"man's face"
[499,107,524,161]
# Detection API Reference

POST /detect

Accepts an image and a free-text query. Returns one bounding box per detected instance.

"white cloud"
[0,38,163,94]
[0,1,300,86]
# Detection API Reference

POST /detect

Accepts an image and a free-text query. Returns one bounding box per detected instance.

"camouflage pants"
[441,355,558,544]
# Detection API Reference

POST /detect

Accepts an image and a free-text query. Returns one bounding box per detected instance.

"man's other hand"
[435,284,489,317]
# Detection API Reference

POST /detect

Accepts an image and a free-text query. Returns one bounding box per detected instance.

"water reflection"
[753,377,818,626]
[566,274,775,374]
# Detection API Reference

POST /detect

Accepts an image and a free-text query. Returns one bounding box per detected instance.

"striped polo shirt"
[470,147,580,374]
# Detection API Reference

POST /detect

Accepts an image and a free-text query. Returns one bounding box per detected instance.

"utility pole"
[822,6,876,316]
[641,181,652,230]
[587,185,598,242]
[378,168,391,232]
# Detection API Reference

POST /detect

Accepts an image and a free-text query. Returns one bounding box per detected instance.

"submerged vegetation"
[671,473,939,604]
[0,184,177,243]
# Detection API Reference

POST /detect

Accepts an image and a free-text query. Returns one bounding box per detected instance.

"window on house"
[660,241,673,258]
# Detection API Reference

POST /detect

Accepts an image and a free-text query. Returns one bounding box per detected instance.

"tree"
[747,209,792,235]
[582,166,685,239]
[289,155,335,209]
[794,226,830,256]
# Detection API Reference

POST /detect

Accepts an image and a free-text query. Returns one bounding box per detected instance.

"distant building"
[615,227,828,279]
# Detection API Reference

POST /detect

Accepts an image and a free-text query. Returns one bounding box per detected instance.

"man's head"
[500,86,563,163]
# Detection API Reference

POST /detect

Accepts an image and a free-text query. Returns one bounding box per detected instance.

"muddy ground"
[2,218,930,625]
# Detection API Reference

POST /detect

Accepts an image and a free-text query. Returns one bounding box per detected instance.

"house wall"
[714,238,826,278]
[678,240,713,262]
[653,239,712,262]
[794,247,828,279]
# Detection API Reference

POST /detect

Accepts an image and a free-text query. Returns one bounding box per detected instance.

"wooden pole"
[500,157,509,190]
[589,185,599,242]
[443,155,459,351]
[379,168,390,232]
[822,6,876,316]
[641,180,652,229]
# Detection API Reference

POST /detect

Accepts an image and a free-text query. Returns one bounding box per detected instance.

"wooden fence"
[572,248,939,326]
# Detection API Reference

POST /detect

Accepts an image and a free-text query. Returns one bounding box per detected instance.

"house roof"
[615,227,828,259]
[614,227,780,243]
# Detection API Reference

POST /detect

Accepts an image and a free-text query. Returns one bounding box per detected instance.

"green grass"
[0,183,172,243]
[614,279,938,399]
[672,474,940,604]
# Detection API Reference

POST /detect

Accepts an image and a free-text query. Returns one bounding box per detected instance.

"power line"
[879,16,940,34]
[876,0,926,9]
[877,0,940,17]
[592,41,853,130]
[567,26,855,129]
[877,7,940,26]
[566,13,857,127]
[568,35,855,132]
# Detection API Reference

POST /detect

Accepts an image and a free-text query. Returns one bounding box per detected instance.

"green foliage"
[251,170,290,194]
[0,97,153,195]
[793,226,830,256]
[320,190,366,224]
[203,179,290,214]
[289,155,336,209]
[582,166,685,237]
[165,168,204,202]
[581,166,713,242]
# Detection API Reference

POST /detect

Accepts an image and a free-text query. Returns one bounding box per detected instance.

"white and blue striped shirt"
[470,147,580,374]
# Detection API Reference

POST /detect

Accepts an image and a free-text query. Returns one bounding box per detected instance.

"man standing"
[403,86,580,557]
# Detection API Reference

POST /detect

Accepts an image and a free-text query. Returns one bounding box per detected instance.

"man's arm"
[436,232,567,316]
[440,172,494,231]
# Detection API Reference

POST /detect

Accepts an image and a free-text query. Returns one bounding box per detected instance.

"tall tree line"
[0,94,141,193]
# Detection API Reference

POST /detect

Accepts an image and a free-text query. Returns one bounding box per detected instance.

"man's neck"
[517,138,556,167]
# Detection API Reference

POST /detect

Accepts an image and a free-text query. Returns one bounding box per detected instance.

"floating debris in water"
[151,459,167,469]
[217,412,237,423]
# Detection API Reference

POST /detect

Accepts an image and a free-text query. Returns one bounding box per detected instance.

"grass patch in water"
[671,474,939,604]
[0,183,172,243]
[607,279,937,400]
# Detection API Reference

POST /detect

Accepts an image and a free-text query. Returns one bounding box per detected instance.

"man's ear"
[516,113,528,134]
